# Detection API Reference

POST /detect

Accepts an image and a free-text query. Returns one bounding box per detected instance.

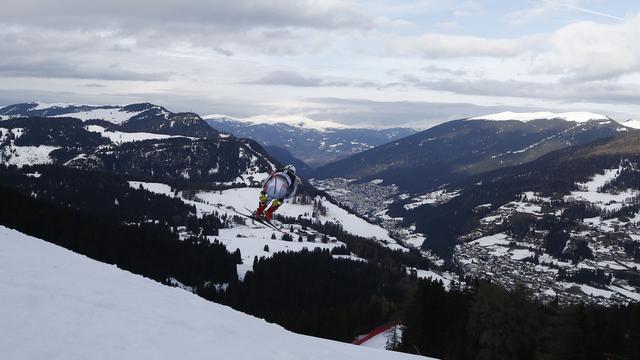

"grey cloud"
[213,47,234,57]
[1,0,374,32]
[411,78,640,104]
[249,71,324,87]
[302,97,538,128]
[247,71,380,88]
[390,33,548,58]
[422,65,467,76]
[0,89,128,107]
[0,59,171,81]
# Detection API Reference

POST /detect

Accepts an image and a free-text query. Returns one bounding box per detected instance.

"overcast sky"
[1,0,639,128]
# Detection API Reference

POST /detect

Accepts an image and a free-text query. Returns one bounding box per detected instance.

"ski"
[229,207,284,233]
[242,207,284,233]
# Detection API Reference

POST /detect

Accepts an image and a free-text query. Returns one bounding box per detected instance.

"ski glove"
[259,191,268,204]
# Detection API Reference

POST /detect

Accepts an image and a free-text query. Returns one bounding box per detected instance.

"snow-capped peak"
[205,114,352,132]
[469,111,610,123]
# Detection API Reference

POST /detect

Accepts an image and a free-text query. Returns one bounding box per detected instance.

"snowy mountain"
[0,101,218,138]
[622,119,640,129]
[0,225,428,360]
[205,115,416,167]
[313,114,633,193]
[469,111,610,122]
[0,116,273,187]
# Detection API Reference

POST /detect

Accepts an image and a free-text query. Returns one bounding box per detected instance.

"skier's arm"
[284,177,300,200]
[262,171,276,191]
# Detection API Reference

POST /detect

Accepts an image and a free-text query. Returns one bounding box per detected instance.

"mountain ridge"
[312,116,634,193]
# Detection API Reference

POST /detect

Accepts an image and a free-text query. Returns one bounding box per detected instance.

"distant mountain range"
[0,103,272,188]
[312,112,634,193]
[0,102,218,138]
[204,115,416,167]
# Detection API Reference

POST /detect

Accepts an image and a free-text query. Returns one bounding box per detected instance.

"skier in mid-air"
[254,165,299,222]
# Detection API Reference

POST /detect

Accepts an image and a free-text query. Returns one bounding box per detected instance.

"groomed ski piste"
[0,225,432,360]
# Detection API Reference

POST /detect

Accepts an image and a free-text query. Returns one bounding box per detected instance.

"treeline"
[0,165,194,224]
[208,248,413,342]
[274,213,431,269]
[401,280,640,360]
[0,182,238,287]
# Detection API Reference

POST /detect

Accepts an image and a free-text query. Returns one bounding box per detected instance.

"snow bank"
[0,225,428,360]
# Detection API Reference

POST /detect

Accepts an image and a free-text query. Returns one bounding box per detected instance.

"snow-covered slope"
[469,111,610,123]
[0,102,144,124]
[51,107,149,124]
[128,181,406,279]
[622,119,640,129]
[85,125,189,144]
[0,225,428,360]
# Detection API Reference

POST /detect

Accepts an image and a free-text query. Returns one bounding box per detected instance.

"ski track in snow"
[0,225,430,360]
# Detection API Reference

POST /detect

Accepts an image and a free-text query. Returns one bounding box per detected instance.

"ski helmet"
[284,164,296,175]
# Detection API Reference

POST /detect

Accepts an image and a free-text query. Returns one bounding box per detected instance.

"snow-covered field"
[410,268,458,290]
[0,144,59,167]
[52,107,148,124]
[85,125,187,144]
[0,225,428,360]
[0,127,59,167]
[214,226,342,280]
[565,165,639,212]
[403,189,460,210]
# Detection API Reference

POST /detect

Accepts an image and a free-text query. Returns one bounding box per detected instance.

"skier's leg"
[265,198,284,221]
[255,191,268,217]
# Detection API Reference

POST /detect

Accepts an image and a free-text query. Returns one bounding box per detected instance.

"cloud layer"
[1,0,639,125]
